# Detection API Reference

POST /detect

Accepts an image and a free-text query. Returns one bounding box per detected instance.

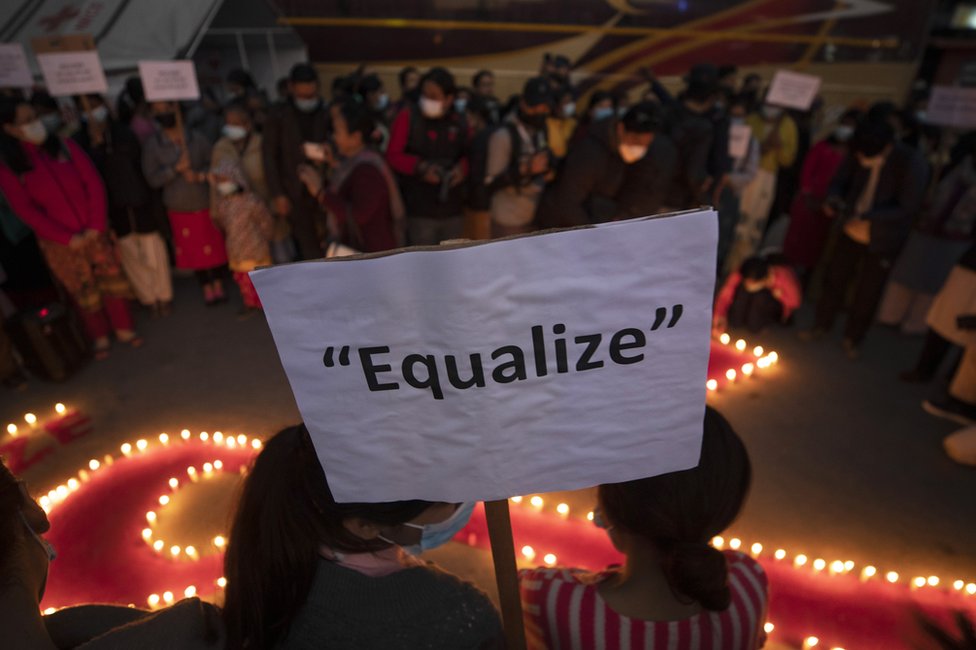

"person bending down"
[519,407,768,650]
[713,255,802,335]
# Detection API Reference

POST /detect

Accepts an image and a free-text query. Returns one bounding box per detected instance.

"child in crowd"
[519,407,767,650]
[714,255,802,334]
[210,160,274,315]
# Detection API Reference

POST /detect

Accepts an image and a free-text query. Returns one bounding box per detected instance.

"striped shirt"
[519,551,768,650]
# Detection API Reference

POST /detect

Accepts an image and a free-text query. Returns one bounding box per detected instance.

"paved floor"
[3,277,975,601]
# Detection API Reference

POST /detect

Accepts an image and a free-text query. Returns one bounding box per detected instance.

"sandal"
[93,338,111,361]
[116,331,145,349]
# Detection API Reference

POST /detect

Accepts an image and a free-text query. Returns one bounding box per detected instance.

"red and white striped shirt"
[519,551,768,650]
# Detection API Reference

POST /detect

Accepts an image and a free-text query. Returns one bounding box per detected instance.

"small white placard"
[765,70,822,111]
[0,44,33,89]
[729,123,753,159]
[36,51,107,96]
[138,60,201,102]
[926,86,976,129]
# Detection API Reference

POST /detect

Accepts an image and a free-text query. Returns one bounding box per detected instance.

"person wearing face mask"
[221,424,502,649]
[299,101,405,253]
[143,99,228,306]
[546,86,578,162]
[262,63,330,260]
[537,102,659,228]
[72,94,173,318]
[724,97,798,275]
[30,91,69,139]
[783,108,862,282]
[386,66,470,245]
[355,74,392,149]
[520,407,767,650]
[804,119,929,358]
[472,70,501,126]
[0,459,226,649]
[484,77,553,238]
[225,68,256,105]
[209,160,274,316]
[713,255,802,335]
[0,97,142,360]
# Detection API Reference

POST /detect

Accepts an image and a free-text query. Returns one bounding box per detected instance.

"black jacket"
[73,120,166,236]
[664,104,714,209]
[262,99,330,202]
[537,118,628,227]
[829,143,929,259]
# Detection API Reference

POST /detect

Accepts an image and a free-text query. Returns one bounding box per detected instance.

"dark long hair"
[222,424,431,649]
[598,406,752,611]
[0,96,63,174]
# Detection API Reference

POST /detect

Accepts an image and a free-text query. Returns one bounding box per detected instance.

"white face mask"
[222,124,248,141]
[294,97,320,113]
[89,105,109,123]
[20,120,48,145]
[217,181,239,196]
[619,143,648,164]
[419,96,445,119]
[375,93,389,111]
[562,103,576,118]
[761,105,783,121]
[834,125,854,142]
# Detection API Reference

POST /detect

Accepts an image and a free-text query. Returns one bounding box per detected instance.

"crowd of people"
[4,407,767,649]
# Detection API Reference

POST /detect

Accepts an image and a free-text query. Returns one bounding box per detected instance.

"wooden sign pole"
[485,499,527,650]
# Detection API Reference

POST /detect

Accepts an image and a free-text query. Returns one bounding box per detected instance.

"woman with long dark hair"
[520,407,767,649]
[0,97,141,360]
[222,424,502,649]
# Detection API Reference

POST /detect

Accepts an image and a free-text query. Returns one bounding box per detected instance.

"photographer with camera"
[386,67,469,245]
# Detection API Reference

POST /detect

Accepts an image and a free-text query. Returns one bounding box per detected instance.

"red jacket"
[714,265,803,321]
[0,139,107,246]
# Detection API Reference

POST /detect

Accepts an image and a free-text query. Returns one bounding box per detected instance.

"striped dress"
[519,551,768,650]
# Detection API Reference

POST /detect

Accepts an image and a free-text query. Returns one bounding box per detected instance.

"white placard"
[252,210,718,503]
[765,70,822,111]
[138,60,200,102]
[36,51,107,96]
[0,44,33,89]
[729,123,753,159]
[926,86,976,130]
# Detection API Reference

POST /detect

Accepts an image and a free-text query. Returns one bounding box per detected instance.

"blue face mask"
[454,98,468,114]
[592,106,614,122]
[381,502,477,555]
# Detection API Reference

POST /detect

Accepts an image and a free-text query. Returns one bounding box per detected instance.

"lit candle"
[966,583,976,595]
[556,503,570,517]
[813,558,826,572]
[170,545,181,557]
[89,459,100,471]
[237,434,247,446]
[742,363,755,377]
[729,537,741,550]
[768,352,779,363]
[586,511,594,521]
[886,571,899,583]
[217,577,227,588]
[860,566,877,581]
[521,545,536,561]
[774,549,786,561]
[543,553,557,566]
[181,429,191,440]
[927,576,939,587]
[121,443,133,456]
[213,432,224,444]
[706,379,718,391]
[185,545,198,558]
[794,554,808,567]
[735,339,747,352]
[55,403,66,415]
[141,528,152,540]
[750,543,762,557]
[6,423,17,436]
[725,369,737,381]
[159,433,169,445]
[711,536,725,549]
[136,439,148,452]
[802,637,819,649]
[169,478,179,489]
[912,576,926,589]
[844,560,854,572]
[753,346,764,357]
[530,496,544,509]
[203,462,214,474]
[146,511,156,523]
[953,580,964,591]
[147,594,160,608]
[152,540,164,552]
[67,478,79,491]
[24,413,37,426]
[763,622,774,634]
[719,333,731,345]
[158,495,170,506]
[163,591,174,604]
[213,535,226,548]
[251,439,262,450]
[184,585,197,598]
[200,432,209,442]
[213,460,223,470]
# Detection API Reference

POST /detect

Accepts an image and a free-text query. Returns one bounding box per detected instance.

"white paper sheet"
[765,70,822,111]
[138,60,201,102]
[252,210,718,503]
[0,44,33,89]
[36,51,107,96]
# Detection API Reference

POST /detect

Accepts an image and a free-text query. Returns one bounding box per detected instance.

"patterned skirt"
[38,234,134,311]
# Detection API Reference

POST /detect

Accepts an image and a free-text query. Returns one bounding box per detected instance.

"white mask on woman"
[222,125,248,141]
[419,97,445,119]
[20,120,48,145]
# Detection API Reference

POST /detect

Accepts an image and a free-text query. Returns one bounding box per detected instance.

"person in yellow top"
[725,102,798,275]
[546,86,578,161]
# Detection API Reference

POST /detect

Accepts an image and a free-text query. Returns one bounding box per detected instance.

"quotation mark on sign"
[651,304,683,330]
[323,346,351,367]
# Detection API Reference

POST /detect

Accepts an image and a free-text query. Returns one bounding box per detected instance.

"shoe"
[798,328,825,342]
[213,280,227,303]
[93,337,111,361]
[159,301,173,317]
[922,397,976,426]
[842,338,860,360]
[203,285,216,305]
[116,330,144,348]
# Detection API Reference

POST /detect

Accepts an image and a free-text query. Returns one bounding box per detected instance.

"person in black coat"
[806,119,929,357]
[537,102,661,228]
[73,94,173,316]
